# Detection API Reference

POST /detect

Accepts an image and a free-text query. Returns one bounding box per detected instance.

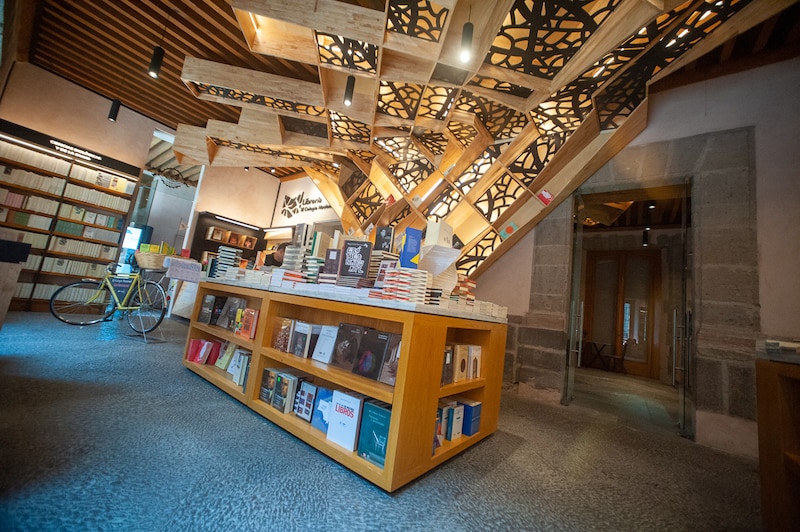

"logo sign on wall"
[272,177,336,226]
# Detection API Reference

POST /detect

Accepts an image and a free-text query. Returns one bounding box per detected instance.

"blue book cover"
[357,401,391,468]
[310,387,334,434]
[398,227,422,269]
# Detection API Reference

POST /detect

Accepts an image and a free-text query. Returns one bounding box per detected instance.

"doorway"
[565,184,691,434]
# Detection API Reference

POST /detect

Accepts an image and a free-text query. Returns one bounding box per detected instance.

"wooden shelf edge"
[192,322,257,349]
[784,451,800,477]
[182,359,248,404]
[439,378,486,397]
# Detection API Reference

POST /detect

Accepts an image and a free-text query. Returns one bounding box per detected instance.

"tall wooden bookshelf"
[182,280,507,492]
[0,120,140,311]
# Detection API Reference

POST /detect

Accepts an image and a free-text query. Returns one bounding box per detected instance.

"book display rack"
[183,280,506,492]
[0,121,139,311]
[189,211,265,266]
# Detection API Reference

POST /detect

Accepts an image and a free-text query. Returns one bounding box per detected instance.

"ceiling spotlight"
[642,229,649,247]
[148,45,164,78]
[107,98,121,122]
[244,166,250,172]
[343,75,355,106]
[460,21,473,63]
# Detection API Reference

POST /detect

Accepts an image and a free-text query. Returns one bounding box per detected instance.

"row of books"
[14,281,61,301]
[39,256,107,277]
[69,165,136,195]
[0,142,72,174]
[272,318,401,385]
[63,183,130,212]
[0,168,67,195]
[17,230,48,249]
[433,397,482,454]
[58,203,122,230]
[187,339,252,389]
[258,369,391,468]
[196,294,259,340]
[0,187,60,215]
[48,236,117,260]
[441,344,482,386]
[7,210,51,231]
[54,219,119,244]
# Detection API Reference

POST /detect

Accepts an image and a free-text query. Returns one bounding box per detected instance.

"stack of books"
[281,244,305,272]
[211,245,242,278]
[383,267,430,303]
[302,255,325,284]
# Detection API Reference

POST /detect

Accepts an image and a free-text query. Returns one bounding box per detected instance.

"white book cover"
[326,390,364,451]
[310,325,339,364]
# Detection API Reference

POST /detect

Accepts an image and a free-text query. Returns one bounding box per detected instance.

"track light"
[642,229,649,247]
[108,99,121,122]
[460,21,473,63]
[344,75,355,106]
[148,45,164,78]
[244,166,250,172]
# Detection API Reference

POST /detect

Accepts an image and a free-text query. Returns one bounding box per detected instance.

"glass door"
[563,195,585,405]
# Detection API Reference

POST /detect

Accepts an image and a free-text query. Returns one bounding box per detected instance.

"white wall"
[474,229,534,315]
[192,165,280,230]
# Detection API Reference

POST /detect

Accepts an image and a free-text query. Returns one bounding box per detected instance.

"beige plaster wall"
[192,165,280,231]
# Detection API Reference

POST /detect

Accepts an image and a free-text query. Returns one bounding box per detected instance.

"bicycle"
[49,263,167,334]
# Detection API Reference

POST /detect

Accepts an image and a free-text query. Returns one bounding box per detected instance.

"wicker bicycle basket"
[134,251,168,270]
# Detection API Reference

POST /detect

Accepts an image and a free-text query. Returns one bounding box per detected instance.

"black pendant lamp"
[108,98,121,122]
[343,75,356,106]
[148,45,165,79]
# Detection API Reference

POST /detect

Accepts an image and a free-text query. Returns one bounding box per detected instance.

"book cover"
[446,404,464,441]
[290,321,311,358]
[310,387,334,434]
[441,344,454,385]
[236,308,259,339]
[215,341,237,370]
[271,372,299,414]
[197,294,215,324]
[357,401,392,468]
[323,248,341,275]
[294,380,318,422]
[456,398,482,437]
[326,390,364,452]
[186,338,204,362]
[330,323,364,372]
[258,368,279,404]
[195,340,215,364]
[399,227,422,269]
[352,328,391,381]
[339,240,372,279]
[310,325,339,364]
[272,317,294,352]
[453,344,470,382]
[208,296,227,326]
[204,340,223,366]
[468,345,482,379]
[226,349,244,380]
[234,350,252,386]
[377,334,402,386]
[374,226,394,253]
[374,259,398,288]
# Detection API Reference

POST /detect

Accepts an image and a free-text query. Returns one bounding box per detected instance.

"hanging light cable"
[149,15,170,79]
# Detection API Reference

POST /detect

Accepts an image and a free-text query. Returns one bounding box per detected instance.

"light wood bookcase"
[182,280,507,492]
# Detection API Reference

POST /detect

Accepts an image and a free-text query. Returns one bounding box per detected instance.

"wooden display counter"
[181,280,507,492]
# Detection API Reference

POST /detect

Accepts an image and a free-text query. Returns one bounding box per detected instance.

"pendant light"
[108,98,121,122]
[460,4,473,63]
[149,15,170,79]
[343,74,356,106]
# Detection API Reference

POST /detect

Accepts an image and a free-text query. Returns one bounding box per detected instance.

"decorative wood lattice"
[507,132,567,187]
[387,0,450,42]
[390,159,436,194]
[193,83,327,116]
[417,86,458,121]
[474,172,527,223]
[413,131,448,156]
[387,200,412,227]
[457,229,503,277]
[487,0,622,79]
[210,138,322,164]
[375,137,425,162]
[447,120,478,148]
[377,81,424,119]
[456,92,528,140]
[330,111,372,143]
[349,150,376,166]
[350,181,385,224]
[340,165,369,199]
[453,147,498,196]
[467,75,534,98]
[316,32,379,74]
[425,184,460,221]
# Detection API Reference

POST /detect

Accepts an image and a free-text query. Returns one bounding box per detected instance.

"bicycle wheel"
[126,280,167,333]
[50,280,116,325]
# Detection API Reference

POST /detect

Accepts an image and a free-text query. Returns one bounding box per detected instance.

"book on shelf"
[437,399,456,447]
[338,240,372,279]
[323,248,341,275]
[239,353,252,390]
[204,340,224,366]
[214,341,238,371]
[329,323,364,372]
[258,368,280,404]
[235,307,259,340]
[357,400,391,468]
[377,334,402,386]
[294,380,318,422]
[453,344,469,382]
[373,259,398,288]
[374,226,394,253]
[272,317,294,352]
[208,297,228,326]
[216,297,246,331]
[310,386,334,434]
[352,327,391,381]
[187,338,204,362]
[441,345,454,385]
[468,345,482,379]
[290,321,312,358]
[310,325,339,364]
[399,227,422,269]
[197,294,215,325]
[326,389,364,452]
[271,372,301,414]
[455,397,482,437]
[226,347,252,385]
[446,403,464,441]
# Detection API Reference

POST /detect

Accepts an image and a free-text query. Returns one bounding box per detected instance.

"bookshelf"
[0,121,140,311]
[182,280,507,492]
[189,211,265,265]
